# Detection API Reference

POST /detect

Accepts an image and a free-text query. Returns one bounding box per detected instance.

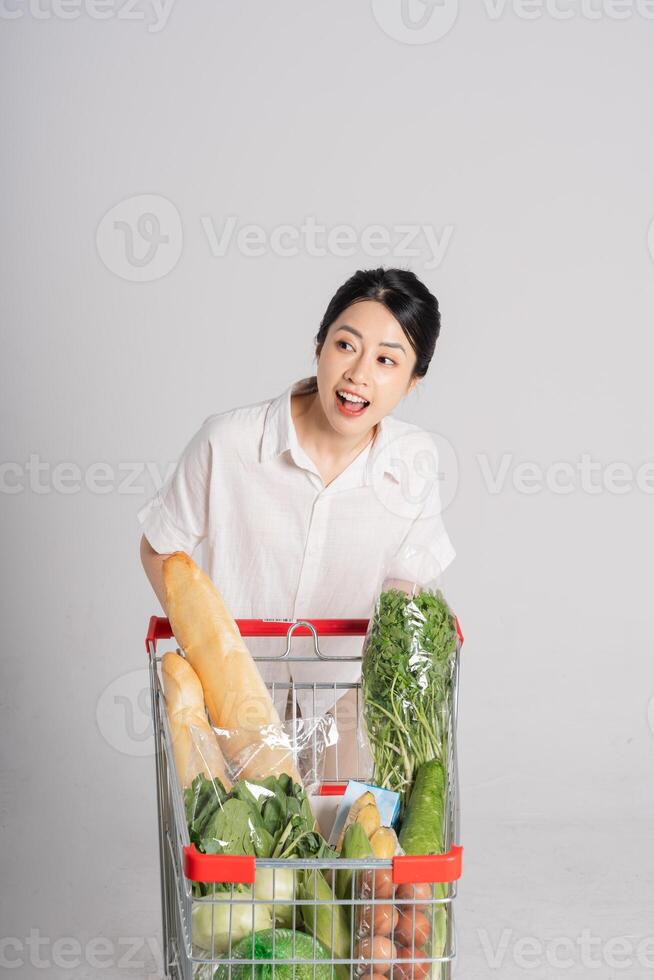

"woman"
[138,266,456,740]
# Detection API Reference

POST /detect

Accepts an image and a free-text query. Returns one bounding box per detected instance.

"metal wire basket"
[145,616,463,980]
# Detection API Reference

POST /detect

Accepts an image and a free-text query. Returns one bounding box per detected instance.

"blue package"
[328,779,401,846]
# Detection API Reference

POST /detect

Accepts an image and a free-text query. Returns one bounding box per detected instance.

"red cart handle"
[182,844,463,884]
[146,615,463,652]
[145,615,173,649]
[146,616,370,651]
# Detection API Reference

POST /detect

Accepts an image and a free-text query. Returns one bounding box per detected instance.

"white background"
[1,2,653,978]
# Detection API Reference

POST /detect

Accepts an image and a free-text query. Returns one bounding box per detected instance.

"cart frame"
[145,615,464,980]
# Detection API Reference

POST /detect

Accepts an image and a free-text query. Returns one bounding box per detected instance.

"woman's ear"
[407,375,419,395]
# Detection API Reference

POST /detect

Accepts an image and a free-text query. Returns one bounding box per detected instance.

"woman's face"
[315,300,419,434]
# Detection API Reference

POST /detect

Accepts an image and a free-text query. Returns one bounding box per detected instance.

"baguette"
[161,651,232,790]
[162,552,302,783]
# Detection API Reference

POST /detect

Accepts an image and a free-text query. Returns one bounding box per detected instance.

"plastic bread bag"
[209,713,338,797]
[184,714,336,867]
[160,651,233,792]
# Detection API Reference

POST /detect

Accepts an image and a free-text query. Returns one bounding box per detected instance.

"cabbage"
[191,868,295,951]
[192,891,272,952]
[252,867,295,927]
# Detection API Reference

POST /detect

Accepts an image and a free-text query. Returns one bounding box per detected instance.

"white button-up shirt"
[137,375,455,720]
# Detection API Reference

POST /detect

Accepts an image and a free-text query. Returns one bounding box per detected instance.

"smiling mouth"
[335,390,371,415]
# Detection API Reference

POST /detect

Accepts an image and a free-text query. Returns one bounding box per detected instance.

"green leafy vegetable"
[184,773,336,898]
[201,798,274,857]
[362,587,457,811]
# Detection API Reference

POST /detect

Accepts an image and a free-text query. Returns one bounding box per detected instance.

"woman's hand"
[383,577,418,597]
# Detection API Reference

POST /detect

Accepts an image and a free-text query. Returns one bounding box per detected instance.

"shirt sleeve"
[383,469,456,587]
[137,419,213,555]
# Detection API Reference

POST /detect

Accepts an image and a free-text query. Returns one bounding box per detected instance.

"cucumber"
[398,760,448,979]
[398,759,445,855]
[336,822,373,900]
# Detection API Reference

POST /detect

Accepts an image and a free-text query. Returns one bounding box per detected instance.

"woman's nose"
[345,361,370,386]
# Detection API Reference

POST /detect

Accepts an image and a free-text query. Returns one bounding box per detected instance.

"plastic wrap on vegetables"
[210,714,338,797]
[361,579,459,818]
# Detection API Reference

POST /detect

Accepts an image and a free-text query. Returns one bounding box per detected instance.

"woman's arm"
[140,534,172,615]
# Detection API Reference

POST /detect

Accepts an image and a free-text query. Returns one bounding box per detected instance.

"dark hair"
[314,267,441,379]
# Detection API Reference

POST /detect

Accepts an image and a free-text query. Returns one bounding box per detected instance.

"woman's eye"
[336,340,394,365]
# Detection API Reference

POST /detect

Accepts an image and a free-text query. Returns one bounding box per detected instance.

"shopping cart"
[146,616,464,980]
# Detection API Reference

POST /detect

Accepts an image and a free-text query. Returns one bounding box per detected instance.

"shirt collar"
[260,375,399,484]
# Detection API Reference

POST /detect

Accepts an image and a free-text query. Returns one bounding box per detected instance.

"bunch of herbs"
[361,587,458,810]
